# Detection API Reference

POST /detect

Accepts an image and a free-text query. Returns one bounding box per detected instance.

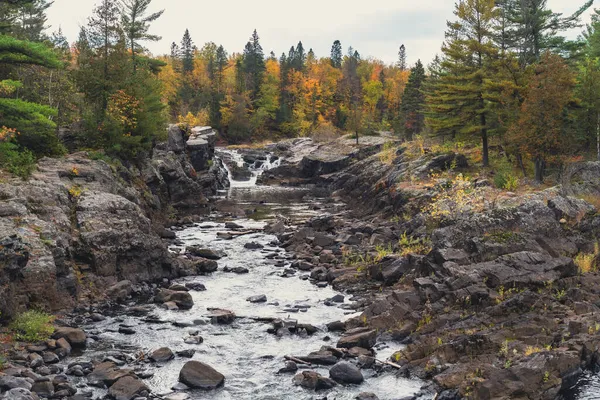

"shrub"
[494,158,520,191]
[0,141,36,179]
[378,142,398,165]
[10,310,54,342]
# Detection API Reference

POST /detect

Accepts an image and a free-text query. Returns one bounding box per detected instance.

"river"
[75,149,424,400]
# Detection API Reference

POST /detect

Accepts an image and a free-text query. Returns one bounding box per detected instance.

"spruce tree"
[401,60,426,140]
[397,44,407,71]
[330,40,342,68]
[292,41,305,71]
[12,0,52,41]
[180,29,194,73]
[119,0,164,72]
[242,29,265,99]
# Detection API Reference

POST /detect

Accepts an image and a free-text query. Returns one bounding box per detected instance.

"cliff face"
[0,125,227,319]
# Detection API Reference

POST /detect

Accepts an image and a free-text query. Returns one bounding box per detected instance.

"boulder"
[0,376,32,391]
[106,280,133,302]
[296,350,339,365]
[30,381,53,397]
[185,282,206,291]
[150,347,174,363]
[208,309,235,324]
[87,361,132,387]
[108,376,149,400]
[179,361,224,390]
[292,371,337,391]
[329,362,364,384]
[246,294,267,303]
[337,329,377,349]
[155,289,194,310]
[195,259,218,274]
[1,388,38,400]
[52,327,87,348]
[187,247,222,260]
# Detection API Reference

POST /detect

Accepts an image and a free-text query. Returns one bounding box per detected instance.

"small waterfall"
[216,148,281,189]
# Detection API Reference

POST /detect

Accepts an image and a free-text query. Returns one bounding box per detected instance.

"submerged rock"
[179,361,224,390]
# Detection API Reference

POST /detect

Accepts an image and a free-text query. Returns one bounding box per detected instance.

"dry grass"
[227,141,275,150]
[579,194,600,212]
[575,243,599,274]
[378,142,399,165]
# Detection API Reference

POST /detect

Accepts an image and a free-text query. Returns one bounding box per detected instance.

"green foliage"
[0,141,35,178]
[10,310,54,342]
[0,98,63,156]
[0,34,61,67]
[494,158,520,191]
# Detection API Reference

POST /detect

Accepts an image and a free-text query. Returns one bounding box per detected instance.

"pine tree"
[180,29,194,73]
[397,44,407,71]
[330,40,342,68]
[86,0,120,112]
[0,34,62,156]
[401,60,426,140]
[12,0,52,41]
[497,0,592,66]
[119,0,164,72]
[426,0,499,167]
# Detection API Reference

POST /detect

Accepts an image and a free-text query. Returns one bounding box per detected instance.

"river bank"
[1,131,599,399]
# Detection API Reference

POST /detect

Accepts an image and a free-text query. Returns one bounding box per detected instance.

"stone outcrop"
[0,125,226,318]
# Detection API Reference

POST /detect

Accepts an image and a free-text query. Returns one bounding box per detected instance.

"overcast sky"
[46,0,595,66]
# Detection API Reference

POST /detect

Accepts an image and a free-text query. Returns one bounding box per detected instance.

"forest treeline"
[0,0,599,182]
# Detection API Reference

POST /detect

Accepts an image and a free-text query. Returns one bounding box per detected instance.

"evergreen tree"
[86,0,120,112]
[13,0,53,41]
[426,0,499,167]
[242,29,265,99]
[330,39,342,68]
[180,29,194,73]
[401,60,426,140]
[215,44,227,92]
[0,34,62,156]
[119,0,164,72]
[291,41,305,71]
[497,0,592,66]
[397,44,407,71]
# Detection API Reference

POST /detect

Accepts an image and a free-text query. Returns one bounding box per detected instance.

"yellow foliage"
[177,110,209,127]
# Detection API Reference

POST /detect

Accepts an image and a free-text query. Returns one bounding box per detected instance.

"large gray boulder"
[329,362,364,384]
[178,361,224,390]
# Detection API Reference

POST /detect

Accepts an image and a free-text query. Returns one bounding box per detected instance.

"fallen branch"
[285,355,312,366]
[374,359,403,369]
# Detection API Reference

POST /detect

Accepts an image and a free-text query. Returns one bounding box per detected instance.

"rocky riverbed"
[1,131,600,400]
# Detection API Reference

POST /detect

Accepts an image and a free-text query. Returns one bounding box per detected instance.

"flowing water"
[78,149,424,400]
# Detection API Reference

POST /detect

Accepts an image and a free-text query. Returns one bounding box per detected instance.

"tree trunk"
[481,113,489,167]
[534,157,545,183]
[516,153,527,178]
